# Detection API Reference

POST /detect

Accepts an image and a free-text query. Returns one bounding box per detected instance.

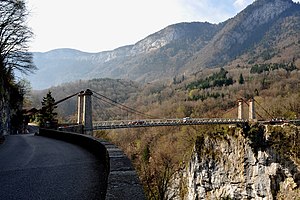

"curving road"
[0,134,106,200]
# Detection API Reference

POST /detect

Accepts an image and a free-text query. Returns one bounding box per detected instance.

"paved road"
[0,134,106,200]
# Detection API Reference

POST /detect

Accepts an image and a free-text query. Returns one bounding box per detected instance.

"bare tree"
[0,0,36,74]
[0,0,36,135]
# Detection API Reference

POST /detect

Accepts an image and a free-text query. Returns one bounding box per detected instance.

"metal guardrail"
[92,118,248,130]
[59,119,299,131]
[259,119,300,125]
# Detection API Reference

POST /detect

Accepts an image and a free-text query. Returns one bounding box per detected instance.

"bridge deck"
[92,118,248,130]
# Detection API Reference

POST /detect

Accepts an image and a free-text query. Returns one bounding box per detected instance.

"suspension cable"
[92,91,157,119]
[241,98,264,119]
[92,94,144,118]
[94,94,154,119]
[92,95,115,120]
[223,105,237,116]
[52,91,83,106]
[254,99,274,119]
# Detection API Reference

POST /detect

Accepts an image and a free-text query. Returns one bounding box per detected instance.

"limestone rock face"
[176,128,300,199]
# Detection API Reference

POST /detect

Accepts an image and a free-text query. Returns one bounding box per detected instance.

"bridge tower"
[77,91,84,125]
[249,97,256,121]
[237,99,244,119]
[77,89,93,135]
[237,98,256,121]
[83,89,93,135]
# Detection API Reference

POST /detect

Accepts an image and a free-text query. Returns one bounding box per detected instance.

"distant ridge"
[29,0,300,89]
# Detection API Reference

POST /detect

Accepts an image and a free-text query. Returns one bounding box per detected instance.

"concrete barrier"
[38,128,145,200]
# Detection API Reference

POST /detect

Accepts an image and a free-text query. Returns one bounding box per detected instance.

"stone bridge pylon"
[237,98,256,121]
[77,89,93,135]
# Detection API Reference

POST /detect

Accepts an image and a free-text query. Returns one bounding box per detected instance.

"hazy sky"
[27,0,300,53]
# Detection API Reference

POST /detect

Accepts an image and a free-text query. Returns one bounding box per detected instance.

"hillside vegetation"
[26,0,300,198]
[93,63,300,199]
[29,60,300,198]
[29,78,140,122]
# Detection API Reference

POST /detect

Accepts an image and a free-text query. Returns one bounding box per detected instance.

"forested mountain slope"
[184,0,300,72]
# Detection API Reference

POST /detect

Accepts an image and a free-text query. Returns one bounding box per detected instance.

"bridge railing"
[93,118,248,130]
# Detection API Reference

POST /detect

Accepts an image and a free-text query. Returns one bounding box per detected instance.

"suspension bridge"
[42,89,298,135]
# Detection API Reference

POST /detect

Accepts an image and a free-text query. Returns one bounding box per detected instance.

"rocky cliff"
[169,124,300,199]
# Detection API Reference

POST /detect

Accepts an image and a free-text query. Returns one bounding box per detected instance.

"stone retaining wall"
[38,128,145,200]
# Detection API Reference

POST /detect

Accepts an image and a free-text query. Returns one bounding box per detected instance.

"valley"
[24,0,300,199]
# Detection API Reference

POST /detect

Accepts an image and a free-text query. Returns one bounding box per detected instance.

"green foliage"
[195,135,205,158]
[268,126,300,160]
[142,144,151,163]
[250,63,297,74]
[173,75,185,84]
[221,196,233,200]
[37,91,58,128]
[239,73,245,84]
[244,124,268,155]
[31,78,140,122]
[245,124,300,162]
[188,91,224,101]
[194,126,235,161]
[187,68,234,91]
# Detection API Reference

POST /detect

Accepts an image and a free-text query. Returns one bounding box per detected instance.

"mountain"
[30,22,220,89]
[30,49,96,89]
[184,0,300,71]
[28,0,300,89]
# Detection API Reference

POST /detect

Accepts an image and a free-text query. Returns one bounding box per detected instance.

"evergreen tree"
[38,91,57,128]
[239,73,245,84]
